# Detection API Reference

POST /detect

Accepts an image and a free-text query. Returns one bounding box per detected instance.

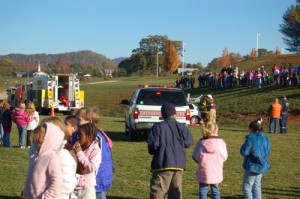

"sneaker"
[20,146,25,149]
[27,146,31,149]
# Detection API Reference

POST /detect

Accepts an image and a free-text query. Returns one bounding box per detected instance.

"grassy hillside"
[81,75,300,122]
[233,54,300,74]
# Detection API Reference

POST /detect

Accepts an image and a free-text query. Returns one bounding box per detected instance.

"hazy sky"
[0,0,295,66]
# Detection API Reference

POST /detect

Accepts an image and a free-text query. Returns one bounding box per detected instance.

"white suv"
[122,85,191,141]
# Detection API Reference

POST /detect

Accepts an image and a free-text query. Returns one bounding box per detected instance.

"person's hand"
[73,142,82,153]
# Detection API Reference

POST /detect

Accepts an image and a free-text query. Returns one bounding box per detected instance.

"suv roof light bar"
[137,84,174,88]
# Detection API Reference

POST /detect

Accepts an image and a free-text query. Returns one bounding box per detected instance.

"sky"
[0,0,296,66]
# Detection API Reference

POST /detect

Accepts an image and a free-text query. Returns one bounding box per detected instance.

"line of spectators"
[193,64,300,90]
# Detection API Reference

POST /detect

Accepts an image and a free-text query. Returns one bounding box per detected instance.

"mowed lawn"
[0,75,300,199]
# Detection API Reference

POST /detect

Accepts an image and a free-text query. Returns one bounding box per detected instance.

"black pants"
[280,114,288,133]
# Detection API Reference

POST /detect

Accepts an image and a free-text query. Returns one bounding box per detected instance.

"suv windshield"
[136,89,187,106]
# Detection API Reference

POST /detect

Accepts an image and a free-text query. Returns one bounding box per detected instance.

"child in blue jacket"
[240,118,271,199]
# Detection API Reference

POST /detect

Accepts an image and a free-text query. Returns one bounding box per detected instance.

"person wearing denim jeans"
[268,98,281,133]
[12,103,30,148]
[242,170,263,199]
[199,183,220,199]
[192,122,228,199]
[18,126,27,148]
[240,118,271,199]
[268,118,279,133]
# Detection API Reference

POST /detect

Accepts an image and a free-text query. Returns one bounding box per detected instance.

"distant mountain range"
[0,50,128,69]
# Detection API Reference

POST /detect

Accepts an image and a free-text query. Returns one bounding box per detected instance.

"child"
[1,102,12,148]
[22,122,64,199]
[12,102,30,148]
[26,102,40,148]
[41,117,77,199]
[192,122,228,199]
[64,115,78,149]
[240,118,271,199]
[74,107,114,199]
[72,123,102,199]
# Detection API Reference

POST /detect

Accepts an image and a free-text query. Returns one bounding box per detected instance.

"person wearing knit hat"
[148,102,194,198]
[280,96,289,133]
[161,103,176,118]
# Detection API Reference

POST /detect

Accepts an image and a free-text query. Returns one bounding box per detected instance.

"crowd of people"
[0,93,290,198]
[148,103,271,199]
[0,103,113,199]
[175,64,300,90]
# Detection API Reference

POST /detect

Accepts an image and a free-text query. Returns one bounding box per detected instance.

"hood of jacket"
[201,137,224,154]
[39,122,65,157]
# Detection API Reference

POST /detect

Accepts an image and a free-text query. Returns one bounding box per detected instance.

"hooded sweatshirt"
[22,123,64,199]
[192,136,228,184]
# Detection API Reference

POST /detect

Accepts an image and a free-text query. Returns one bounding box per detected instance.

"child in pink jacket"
[22,122,65,199]
[72,123,101,199]
[12,103,31,148]
[192,122,228,199]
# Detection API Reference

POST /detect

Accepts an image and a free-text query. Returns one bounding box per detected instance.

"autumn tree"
[133,35,183,56]
[280,0,300,52]
[163,41,181,73]
[250,48,257,58]
[275,48,281,55]
[56,60,71,73]
[219,48,232,67]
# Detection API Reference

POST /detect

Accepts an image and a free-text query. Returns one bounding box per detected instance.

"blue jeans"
[18,126,27,147]
[269,118,279,133]
[199,183,220,199]
[243,170,262,199]
[96,192,106,199]
[3,133,11,147]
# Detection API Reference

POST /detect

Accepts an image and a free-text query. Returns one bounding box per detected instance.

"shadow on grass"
[105,131,148,143]
[0,196,22,199]
[107,196,135,199]
[222,196,243,199]
[262,187,300,197]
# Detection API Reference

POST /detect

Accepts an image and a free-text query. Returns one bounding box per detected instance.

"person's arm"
[182,126,194,148]
[75,142,101,173]
[147,124,160,155]
[192,140,202,163]
[220,140,228,161]
[240,135,252,157]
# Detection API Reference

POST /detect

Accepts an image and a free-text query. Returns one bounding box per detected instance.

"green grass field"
[0,75,300,199]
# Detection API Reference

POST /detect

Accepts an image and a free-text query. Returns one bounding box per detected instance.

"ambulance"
[7,74,84,115]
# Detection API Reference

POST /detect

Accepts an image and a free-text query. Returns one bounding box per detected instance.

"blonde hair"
[76,107,100,124]
[26,102,36,116]
[41,117,67,138]
[202,122,218,138]
[19,102,26,110]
